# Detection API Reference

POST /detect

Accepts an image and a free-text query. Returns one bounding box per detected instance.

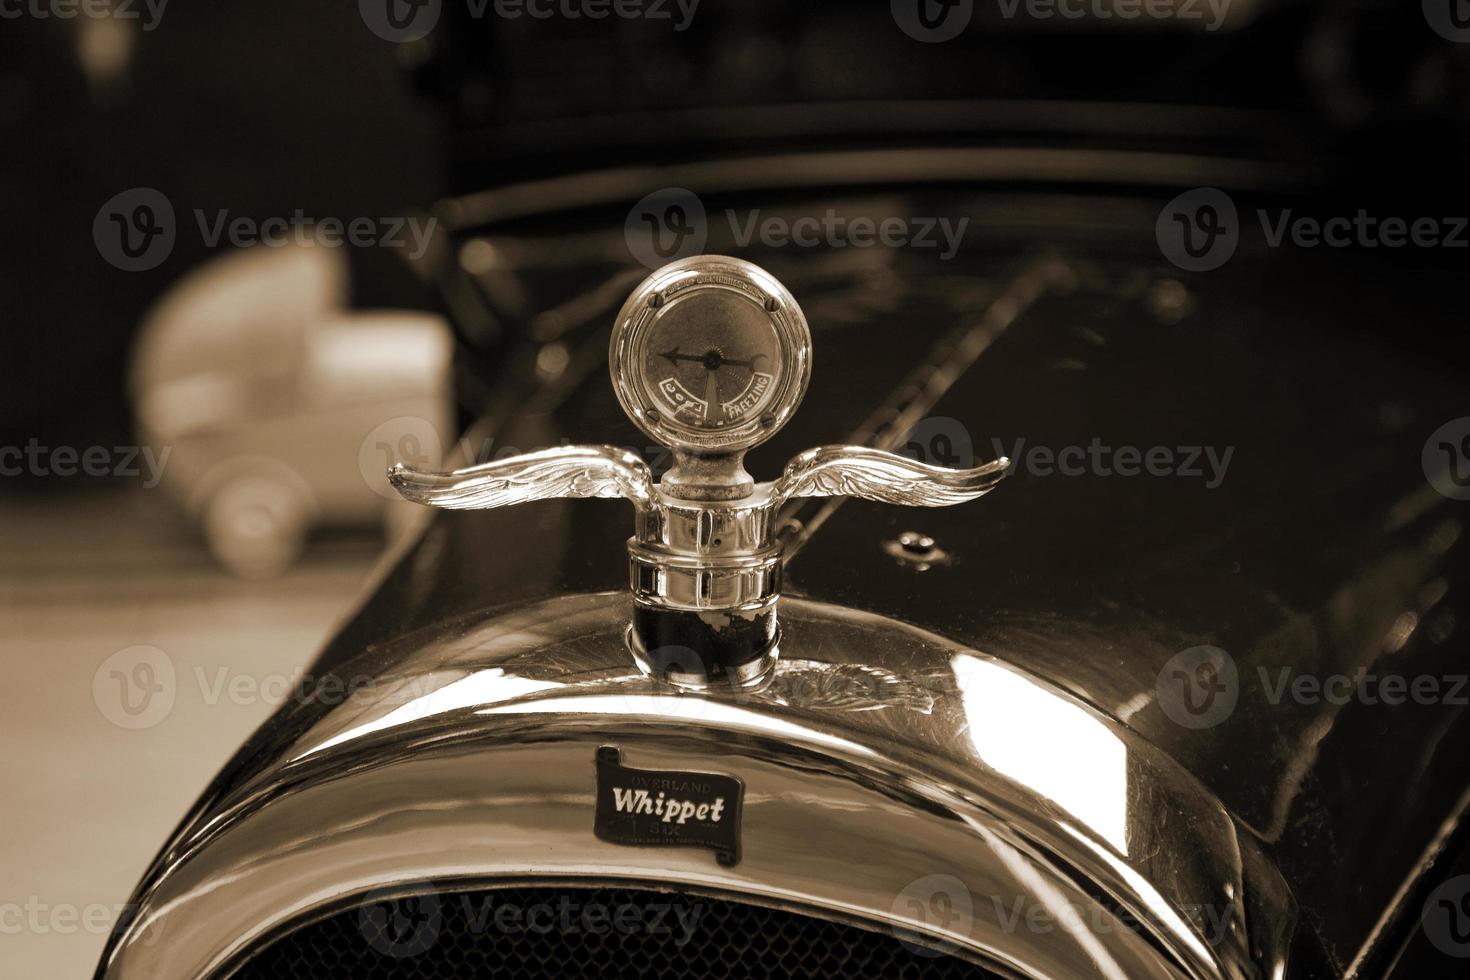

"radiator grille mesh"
[233,885,1003,979]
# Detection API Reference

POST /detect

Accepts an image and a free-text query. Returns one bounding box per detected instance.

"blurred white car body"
[131,243,453,578]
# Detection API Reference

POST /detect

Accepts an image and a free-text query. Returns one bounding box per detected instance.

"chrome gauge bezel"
[610,255,812,455]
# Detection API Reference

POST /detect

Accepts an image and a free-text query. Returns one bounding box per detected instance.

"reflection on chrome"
[959,812,1131,980]
[953,653,1128,854]
[1057,822,1218,972]
[294,669,561,760]
[479,695,882,760]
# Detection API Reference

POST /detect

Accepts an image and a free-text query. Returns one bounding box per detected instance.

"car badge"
[593,746,744,866]
[390,255,1008,685]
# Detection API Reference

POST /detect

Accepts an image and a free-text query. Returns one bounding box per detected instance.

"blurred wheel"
[203,477,307,579]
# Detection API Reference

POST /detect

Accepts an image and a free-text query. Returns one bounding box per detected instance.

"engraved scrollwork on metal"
[389,255,1009,681]
[767,661,939,714]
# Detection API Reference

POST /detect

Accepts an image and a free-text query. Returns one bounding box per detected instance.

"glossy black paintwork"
[308,195,1469,977]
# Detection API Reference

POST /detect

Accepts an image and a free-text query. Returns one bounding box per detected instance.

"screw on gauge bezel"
[610,255,812,456]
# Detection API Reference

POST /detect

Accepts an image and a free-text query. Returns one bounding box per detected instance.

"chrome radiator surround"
[95,593,1293,980]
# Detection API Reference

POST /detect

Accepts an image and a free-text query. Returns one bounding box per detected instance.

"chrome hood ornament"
[391,256,1008,683]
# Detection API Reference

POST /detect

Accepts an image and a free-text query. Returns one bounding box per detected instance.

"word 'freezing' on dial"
[611,256,812,455]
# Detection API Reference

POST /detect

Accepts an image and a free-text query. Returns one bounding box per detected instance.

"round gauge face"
[611,256,811,454]
[642,289,782,431]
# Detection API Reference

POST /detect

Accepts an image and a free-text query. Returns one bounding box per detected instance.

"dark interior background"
[1,2,444,457]
[5,0,1470,463]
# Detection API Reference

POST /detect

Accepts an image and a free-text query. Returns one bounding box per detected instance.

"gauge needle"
[660,348,764,371]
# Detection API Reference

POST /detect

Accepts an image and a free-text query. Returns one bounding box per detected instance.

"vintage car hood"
[100,211,1469,979]
[314,240,1467,974]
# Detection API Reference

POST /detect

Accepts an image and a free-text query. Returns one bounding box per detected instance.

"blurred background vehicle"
[130,242,452,577]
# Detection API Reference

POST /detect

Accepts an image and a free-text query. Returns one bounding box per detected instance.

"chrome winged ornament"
[773,445,1007,506]
[393,446,655,510]
[391,255,1007,684]
[393,444,1005,513]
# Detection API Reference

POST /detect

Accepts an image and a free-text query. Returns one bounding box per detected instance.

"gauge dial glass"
[640,289,782,433]
[611,256,811,454]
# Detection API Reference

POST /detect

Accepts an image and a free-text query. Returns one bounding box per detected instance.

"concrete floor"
[1,489,381,978]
